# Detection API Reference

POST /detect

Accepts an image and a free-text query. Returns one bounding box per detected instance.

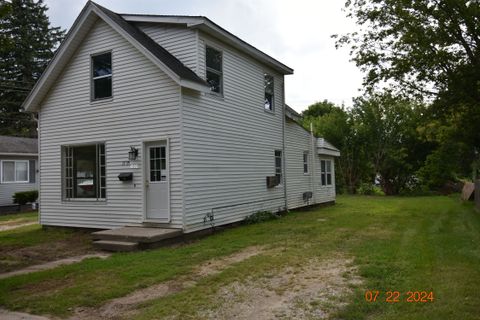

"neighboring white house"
[0,136,38,207]
[22,2,339,232]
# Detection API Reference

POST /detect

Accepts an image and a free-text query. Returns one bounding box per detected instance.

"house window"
[206,46,223,94]
[92,52,112,100]
[63,143,106,200]
[1,160,29,183]
[275,150,282,182]
[303,152,309,174]
[264,74,274,111]
[321,160,332,186]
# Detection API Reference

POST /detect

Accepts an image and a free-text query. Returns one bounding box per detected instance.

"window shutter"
[29,160,36,183]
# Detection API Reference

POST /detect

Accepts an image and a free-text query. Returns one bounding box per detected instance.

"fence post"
[475,180,480,211]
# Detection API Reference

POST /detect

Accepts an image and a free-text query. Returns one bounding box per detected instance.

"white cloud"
[44,0,363,112]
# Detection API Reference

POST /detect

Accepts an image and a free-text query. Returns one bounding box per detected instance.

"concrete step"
[92,227,182,244]
[93,240,139,252]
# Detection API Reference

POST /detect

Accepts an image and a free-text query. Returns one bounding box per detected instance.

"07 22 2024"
[364,290,434,303]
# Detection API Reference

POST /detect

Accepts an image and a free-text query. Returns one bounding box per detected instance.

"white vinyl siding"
[181,33,285,232]
[38,20,183,229]
[285,120,336,209]
[137,23,198,72]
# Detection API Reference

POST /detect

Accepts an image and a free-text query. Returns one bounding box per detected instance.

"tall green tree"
[0,0,65,137]
[352,93,429,195]
[302,101,371,194]
[336,0,480,171]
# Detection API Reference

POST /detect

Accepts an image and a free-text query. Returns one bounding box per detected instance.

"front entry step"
[91,227,183,252]
[93,240,139,252]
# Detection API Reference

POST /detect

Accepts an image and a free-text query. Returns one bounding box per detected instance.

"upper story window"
[1,160,29,183]
[264,74,274,111]
[303,152,309,174]
[320,160,332,186]
[206,46,223,94]
[92,52,112,100]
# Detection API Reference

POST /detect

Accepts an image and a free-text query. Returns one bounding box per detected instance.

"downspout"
[310,122,317,204]
[282,81,288,211]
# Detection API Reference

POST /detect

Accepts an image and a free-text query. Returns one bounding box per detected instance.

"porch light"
[128,146,138,161]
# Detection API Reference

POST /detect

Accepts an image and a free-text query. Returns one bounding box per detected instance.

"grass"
[0,213,95,272]
[0,195,479,319]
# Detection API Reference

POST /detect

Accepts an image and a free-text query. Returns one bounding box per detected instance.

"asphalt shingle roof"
[94,2,207,86]
[0,136,38,154]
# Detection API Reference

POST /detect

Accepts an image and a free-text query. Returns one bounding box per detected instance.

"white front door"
[145,141,170,222]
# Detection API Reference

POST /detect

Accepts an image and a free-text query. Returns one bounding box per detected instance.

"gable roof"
[0,136,38,156]
[22,1,209,112]
[94,3,205,85]
[121,14,294,75]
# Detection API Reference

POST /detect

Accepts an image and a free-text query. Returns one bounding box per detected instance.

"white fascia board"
[317,148,341,157]
[121,15,203,26]
[22,6,96,112]
[180,79,210,92]
[92,7,184,86]
[197,21,294,75]
[121,15,294,75]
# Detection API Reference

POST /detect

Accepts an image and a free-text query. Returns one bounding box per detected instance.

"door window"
[149,146,166,182]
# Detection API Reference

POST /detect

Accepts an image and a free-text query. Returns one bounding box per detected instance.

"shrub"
[244,211,280,224]
[13,190,38,205]
[358,183,385,196]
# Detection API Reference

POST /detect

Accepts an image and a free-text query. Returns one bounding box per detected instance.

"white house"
[22,2,339,233]
[0,136,38,208]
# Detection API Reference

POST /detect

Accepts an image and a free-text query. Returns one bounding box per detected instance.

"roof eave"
[0,152,38,157]
[121,14,294,75]
[23,2,208,112]
[317,148,341,157]
[22,3,97,112]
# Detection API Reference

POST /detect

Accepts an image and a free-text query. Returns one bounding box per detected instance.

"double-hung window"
[320,160,332,186]
[303,152,309,174]
[275,150,282,183]
[63,143,106,200]
[206,46,223,94]
[1,160,29,183]
[264,74,274,111]
[92,52,112,100]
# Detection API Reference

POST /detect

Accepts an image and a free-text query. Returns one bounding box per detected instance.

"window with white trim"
[303,151,309,174]
[63,143,106,200]
[1,160,29,183]
[320,160,332,186]
[264,74,274,111]
[92,52,112,100]
[206,46,223,94]
[275,150,282,182]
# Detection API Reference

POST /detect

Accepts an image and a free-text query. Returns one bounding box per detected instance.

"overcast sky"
[43,0,363,112]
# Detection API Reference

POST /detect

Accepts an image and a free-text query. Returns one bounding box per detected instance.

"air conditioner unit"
[303,191,313,201]
[266,176,279,188]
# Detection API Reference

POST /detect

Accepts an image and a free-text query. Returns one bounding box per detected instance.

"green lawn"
[0,195,479,319]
